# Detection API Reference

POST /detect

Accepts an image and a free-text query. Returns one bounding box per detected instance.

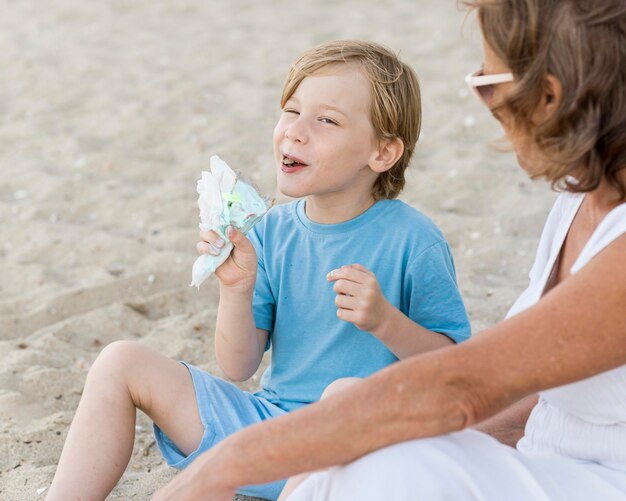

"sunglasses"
[465,69,514,105]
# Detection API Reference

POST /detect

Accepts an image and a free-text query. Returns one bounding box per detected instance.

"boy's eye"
[283,109,299,115]
[320,117,338,125]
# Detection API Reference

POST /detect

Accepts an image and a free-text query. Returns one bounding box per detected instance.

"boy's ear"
[369,137,404,173]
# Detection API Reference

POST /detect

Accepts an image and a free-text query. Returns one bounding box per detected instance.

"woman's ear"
[370,137,404,173]
[533,74,563,124]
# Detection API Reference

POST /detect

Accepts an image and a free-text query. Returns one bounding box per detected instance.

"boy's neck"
[304,193,377,224]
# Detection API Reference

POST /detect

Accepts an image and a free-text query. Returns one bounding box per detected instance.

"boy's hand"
[327,264,392,335]
[197,226,257,292]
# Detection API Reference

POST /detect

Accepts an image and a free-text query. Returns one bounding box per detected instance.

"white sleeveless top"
[507,192,626,469]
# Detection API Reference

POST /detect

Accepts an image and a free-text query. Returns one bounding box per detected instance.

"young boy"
[46,40,470,501]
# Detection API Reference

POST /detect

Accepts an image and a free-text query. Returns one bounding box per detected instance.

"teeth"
[283,157,295,165]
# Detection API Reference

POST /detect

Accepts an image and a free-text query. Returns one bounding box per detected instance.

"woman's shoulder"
[532,192,584,250]
[571,199,626,274]
[549,191,584,224]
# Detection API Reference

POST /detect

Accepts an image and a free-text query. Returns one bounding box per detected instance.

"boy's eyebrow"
[318,104,348,117]
[284,97,349,118]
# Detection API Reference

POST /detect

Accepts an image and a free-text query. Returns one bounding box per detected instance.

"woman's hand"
[197,226,257,292]
[151,449,236,501]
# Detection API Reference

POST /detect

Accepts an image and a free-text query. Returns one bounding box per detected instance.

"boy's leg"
[278,377,361,501]
[154,363,289,500]
[46,341,204,501]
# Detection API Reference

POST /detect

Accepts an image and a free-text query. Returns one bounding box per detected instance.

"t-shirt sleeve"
[406,240,471,343]
[247,226,275,343]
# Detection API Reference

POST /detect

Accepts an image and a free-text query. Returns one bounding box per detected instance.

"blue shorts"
[153,362,288,500]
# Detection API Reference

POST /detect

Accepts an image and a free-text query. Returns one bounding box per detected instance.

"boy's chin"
[276,178,305,199]
[277,186,304,199]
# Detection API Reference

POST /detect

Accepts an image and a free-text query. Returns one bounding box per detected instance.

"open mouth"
[282,154,308,170]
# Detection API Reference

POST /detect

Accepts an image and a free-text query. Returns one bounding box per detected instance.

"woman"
[153,1,626,499]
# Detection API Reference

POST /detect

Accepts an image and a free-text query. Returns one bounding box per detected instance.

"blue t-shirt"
[248,199,470,411]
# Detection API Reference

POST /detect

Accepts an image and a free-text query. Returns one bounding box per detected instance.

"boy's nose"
[284,119,308,144]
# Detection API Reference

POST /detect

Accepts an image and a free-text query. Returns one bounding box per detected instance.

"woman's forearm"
[194,236,626,493]
[207,237,626,490]
[199,346,492,492]
[149,347,480,501]
[473,394,538,447]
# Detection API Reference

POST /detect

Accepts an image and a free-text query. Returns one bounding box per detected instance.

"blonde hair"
[281,40,422,200]
[464,0,626,198]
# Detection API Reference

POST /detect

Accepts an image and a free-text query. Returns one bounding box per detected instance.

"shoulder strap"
[571,203,626,274]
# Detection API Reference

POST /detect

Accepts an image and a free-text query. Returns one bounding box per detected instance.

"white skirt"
[287,430,626,501]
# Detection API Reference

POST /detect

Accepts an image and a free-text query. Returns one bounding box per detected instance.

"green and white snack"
[191,155,271,288]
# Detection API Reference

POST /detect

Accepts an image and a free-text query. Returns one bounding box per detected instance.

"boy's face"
[273,63,380,202]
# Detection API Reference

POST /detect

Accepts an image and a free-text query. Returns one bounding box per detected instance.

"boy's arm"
[199,227,268,381]
[214,286,269,381]
[371,304,454,358]
[328,264,456,359]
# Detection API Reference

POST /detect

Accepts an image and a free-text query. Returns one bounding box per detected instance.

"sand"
[0,0,557,499]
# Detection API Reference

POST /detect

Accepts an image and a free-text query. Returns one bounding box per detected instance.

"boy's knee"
[321,377,361,400]
[91,340,147,377]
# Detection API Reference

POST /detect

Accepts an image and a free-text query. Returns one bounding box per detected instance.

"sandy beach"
[0,1,557,499]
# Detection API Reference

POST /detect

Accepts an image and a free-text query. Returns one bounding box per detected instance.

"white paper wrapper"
[190,155,271,288]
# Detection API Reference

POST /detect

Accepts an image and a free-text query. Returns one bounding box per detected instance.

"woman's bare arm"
[473,394,538,447]
[152,235,626,501]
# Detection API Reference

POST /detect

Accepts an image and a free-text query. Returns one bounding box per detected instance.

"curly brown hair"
[464,0,626,198]
[281,40,422,200]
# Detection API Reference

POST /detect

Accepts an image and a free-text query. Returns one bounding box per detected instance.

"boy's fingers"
[348,263,373,275]
[336,308,359,324]
[335,294,357,310]
[225,227,252,251]
[333,279,362,297]
[199,229,226,248]
[326,265,369,283]
[196,240,220,256]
